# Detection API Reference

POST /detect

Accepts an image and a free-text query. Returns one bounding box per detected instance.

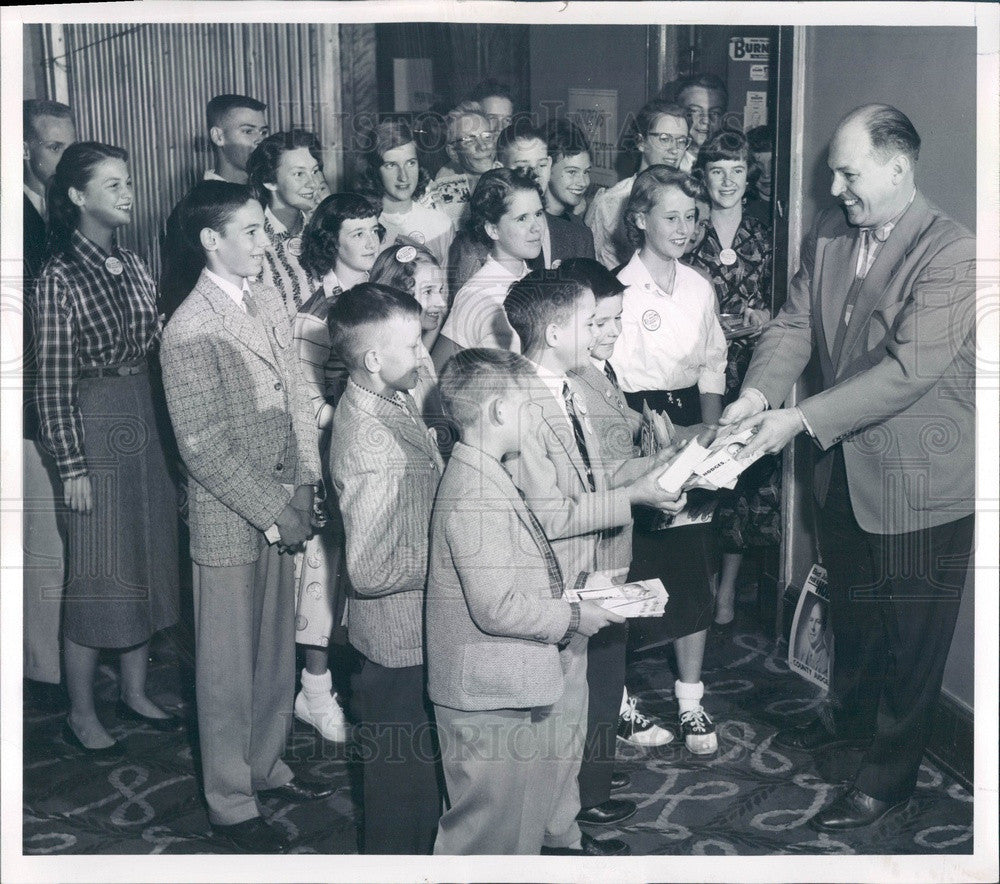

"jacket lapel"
[537,386,591,490]
[195,271,279,371]
[836,192,930,372]
[817,230,857,364]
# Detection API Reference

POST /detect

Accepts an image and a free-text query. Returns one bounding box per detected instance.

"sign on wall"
[727,35,770,130]
[567,87,619,188]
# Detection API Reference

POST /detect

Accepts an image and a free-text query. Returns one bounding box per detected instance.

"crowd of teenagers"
[24,71,973,854]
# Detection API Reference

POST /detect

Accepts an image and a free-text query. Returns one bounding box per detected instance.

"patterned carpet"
[21,604,973,857]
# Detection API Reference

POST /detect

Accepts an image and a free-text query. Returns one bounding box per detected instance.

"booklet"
[565,577,669,618]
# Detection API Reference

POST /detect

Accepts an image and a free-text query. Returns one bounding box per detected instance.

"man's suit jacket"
[24,194,48,282]
[743,191,976,534]
[569,361,642,573]
[23,194,48,440]
[161,269,321,567]
[505,371,638,581]
[427,442,575,712]
[329,379,444,668]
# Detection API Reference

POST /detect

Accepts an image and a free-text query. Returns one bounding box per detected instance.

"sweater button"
[274,381,282,391]
[275,463,283,472]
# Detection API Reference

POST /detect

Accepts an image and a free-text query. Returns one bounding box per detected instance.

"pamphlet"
[566,577,669,618]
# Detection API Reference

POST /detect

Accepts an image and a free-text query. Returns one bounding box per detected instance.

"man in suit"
[428,348,624,855]
[502,269,687,854]
[22,99,76,705]
[327,283,444,854]
[447,120,594,293]
[722,104,976,831]
[161,181,331,853]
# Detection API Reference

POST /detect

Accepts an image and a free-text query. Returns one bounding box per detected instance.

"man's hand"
[732,407,805,460]
[274,503,311,550]
[720,393,766,427]
[63,475,93,513]
[743,306,770,332]
[576,600,626,636]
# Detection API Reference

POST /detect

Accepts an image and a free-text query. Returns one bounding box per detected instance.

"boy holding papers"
[501,268,686,848]
[427,348,626,856]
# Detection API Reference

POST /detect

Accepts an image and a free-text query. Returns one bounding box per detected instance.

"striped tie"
[563,381,596,492]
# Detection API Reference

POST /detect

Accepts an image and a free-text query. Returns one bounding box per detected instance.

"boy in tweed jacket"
[327,283,444,854]
[160,182,330,853]
[427,349,624,855]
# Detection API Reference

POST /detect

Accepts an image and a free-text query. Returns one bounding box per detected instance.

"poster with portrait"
[788,565,834,690]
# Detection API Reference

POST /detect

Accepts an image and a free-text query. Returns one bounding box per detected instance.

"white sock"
[675,679,704,715]
[300,668,334,707]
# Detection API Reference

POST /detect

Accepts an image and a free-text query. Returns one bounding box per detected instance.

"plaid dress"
[32,231,179,647]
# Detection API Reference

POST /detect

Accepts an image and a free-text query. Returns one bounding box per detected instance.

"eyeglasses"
[645,132,691,151]
[451,131,497,149]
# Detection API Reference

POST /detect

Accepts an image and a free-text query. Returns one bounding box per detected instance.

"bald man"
[722,104,975,831]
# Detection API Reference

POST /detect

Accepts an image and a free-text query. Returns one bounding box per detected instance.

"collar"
[70,229,116,267]
[203,168,227,182]
[450,441,516,492]
[24,184,45,216]
[205,268,251,308]
[862,188,916,242]
[528,358,570,402]
[617,250,672,295]
[347,377,410,415]
[483,253,527,282]
[264,206,305,238]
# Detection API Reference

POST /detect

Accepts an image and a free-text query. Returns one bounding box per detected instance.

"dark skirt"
[712,453,783,553]
[622,385,717,642]
[63,369,179,648]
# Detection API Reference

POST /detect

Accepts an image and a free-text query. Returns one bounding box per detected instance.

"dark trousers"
[818,450,974,803]
[351,657,442,854]
[578,621,626,809]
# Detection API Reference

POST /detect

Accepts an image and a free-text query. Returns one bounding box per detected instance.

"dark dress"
[686,214,782,553]
[33,231,179,648]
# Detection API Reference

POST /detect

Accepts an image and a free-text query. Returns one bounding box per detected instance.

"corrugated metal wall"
[60,23,338,279]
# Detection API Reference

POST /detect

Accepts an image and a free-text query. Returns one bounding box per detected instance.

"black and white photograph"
[1,2,997,882]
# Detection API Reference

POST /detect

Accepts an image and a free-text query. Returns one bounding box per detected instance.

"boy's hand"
[628,461,688,514]
[576,601,626,636]
[275,503,311,550]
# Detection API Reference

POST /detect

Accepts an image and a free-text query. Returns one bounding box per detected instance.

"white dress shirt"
[611,251,727,396]
[204,268,251,312]
[439,255,526,351]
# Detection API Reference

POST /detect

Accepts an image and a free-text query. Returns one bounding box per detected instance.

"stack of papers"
[658,426,765,492]
[566,577,669,618]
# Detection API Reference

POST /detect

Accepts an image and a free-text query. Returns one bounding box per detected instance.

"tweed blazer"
[329,379,444,668]
[504,369,637,582]
[427,442,574,712]
[160,269,321,567]
[569,360,644,573]
[743,191,976,534]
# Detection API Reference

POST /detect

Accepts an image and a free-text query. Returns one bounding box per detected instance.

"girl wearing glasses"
[247,130,324,317]
[585,99,690,269]
[685,129,779,638]
[357,120,455,269]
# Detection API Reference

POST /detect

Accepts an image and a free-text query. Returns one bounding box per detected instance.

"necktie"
[242,290,258,318]
[516,487,565,599]
[562,381,596,492]
[603,360,620,390]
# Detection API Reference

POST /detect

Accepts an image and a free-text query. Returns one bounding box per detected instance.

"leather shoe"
[542,832,631,856]
[611,771,631,791]
[60,721,125,758]
[576,798,637,826]
[259,776,337,802]
[212,817,291,853]
[773,717,870,753]
[809,787,908,831]
[116,699,184,732]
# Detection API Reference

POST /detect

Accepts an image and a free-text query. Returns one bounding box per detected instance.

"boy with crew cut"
[327,283,444,854]
[204,93,269,184]
[428,348,626,855]
[501,268,687,853]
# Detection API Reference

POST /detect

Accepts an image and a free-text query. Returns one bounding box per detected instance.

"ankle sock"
[675,679,705,715]
[300,668,334,708]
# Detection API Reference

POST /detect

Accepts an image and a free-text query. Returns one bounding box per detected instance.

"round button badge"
[719,248,738,266]
[104,256,124,275]
[642,309,661,331]
[286,236,303,257]
[395,245,417,263]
